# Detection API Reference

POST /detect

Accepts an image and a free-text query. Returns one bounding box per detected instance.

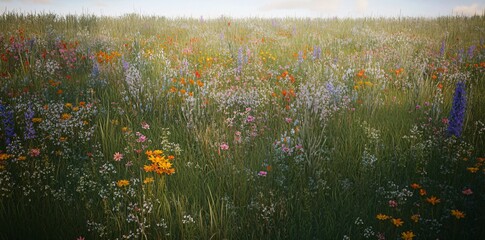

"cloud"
[18,0,52,4]
[453,3,484,16]
[355,0,368,14]
[260,0,341,13]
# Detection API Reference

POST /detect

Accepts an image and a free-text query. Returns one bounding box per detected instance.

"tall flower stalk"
[0,103,16,146]
[24,105,36,140]
[447,81,467,137]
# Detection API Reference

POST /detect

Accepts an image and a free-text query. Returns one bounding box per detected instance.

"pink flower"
[29,148,41,157]
[415,105,421,110]
[245,107,251,112]
[141,121,150,129]
[113,152,124,161]
[442,118,449,125]
[220,143,229,150]
[388,200,398,208]
[462,188,473,195]
[136,132,147,143]
[285,117,292,123]
[246,115,255,123]
[76,237,85,240]
[258,171,267,176]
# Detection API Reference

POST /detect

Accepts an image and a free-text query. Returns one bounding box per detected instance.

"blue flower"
[447,82,467,137]
[0,103,16,145]
[24,105,36,140]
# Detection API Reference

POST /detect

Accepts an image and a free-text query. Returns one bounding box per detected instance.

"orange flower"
[410,183,421,189]
[411,214,420,223]
[357,69,366,78]
[451,209,465,219]
[391,218,404,227]
[419,189,427,196]
[467,167,479,173]
[426,196,440,205]
[61,113,72,120]
[116,179,129,187]
[401,231,415,240]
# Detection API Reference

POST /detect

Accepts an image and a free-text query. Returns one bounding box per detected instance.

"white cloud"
[20,0,52,4]
[355,0,368,14]
[260,0,341,13]
[453,3,484,16]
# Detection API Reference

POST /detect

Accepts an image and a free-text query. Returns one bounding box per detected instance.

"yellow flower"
[72,106,80,112]
[364,81,373,87]
[410,214,420,223]
[117,179,129,187]
[376,214,390,220]
[401,231,415,240]
[143,177,154,184]
[17,156,27,161]
[61,113,72,120]
[32,118,42,123]
[65,103,73,108]
[144,165,155,172]
[451,210,465,219]
[121,127,129,132]
[391,218,404,227]
[153,150,164,156]
[426,196,440,205]
[467,167,479,173]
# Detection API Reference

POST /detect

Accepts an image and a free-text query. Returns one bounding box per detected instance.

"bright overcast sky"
[1,0,484,18]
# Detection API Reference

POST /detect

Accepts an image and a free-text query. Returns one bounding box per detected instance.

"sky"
[1,0,484,18]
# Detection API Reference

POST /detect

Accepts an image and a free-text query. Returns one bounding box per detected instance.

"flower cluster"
[143,150,175,175]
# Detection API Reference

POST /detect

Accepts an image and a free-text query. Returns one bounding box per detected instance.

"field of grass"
[0,13,484,239]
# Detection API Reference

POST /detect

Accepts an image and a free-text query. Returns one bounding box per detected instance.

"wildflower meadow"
[0,13,484,239]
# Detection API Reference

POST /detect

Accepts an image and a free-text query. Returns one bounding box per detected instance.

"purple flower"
[0,103,16,146]
[258,171,267,177]
[24,105,36,140]
[440,40,446,57]
[447,82,467,138]
[467,45,476,59]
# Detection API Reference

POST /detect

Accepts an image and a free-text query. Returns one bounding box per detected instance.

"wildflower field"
[0,13,484,239]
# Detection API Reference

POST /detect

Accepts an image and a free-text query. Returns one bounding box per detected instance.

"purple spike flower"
[440,40,446,57]
[0,103,16,145]
[447,81,467,138]
[467,45,476,59]
[24,105,36,140]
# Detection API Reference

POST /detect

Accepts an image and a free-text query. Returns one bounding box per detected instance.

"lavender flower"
[24,105,36,140]
[440,40,446,57]
[91,60,99,79]
[458,48,464,63]
[122,56,130,71]
[297,50,304,64]
[447,81,467,138]
[467,45,476,59]
[0,103,16,145]
[312,46,321,60]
